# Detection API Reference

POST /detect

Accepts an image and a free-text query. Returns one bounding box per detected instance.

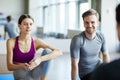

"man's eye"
[91,22,95,24]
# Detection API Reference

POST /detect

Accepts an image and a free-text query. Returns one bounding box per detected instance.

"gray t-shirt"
[70,31,107,77]
[4,21,18,38]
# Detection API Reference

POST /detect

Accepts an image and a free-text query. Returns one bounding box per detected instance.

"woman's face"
[19,18,34,34]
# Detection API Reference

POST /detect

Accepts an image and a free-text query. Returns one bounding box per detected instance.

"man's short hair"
[6,15,12,22]
[82,9,99,20]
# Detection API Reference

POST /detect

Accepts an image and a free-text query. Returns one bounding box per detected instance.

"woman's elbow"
[7,64,14,71]
[7,66,13,71]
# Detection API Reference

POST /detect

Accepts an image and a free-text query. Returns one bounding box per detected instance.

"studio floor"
[0,52,120,80]
[47,53,71,80]
[47,52,120,80]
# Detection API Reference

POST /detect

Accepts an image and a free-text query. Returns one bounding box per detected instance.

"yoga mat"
[0,74,14,80]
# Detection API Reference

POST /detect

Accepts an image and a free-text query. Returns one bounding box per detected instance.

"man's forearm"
[71,65,78,80]
[71,71,78,80]
[103,53,110,63]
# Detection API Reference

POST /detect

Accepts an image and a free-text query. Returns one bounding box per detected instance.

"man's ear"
[97,20,100,27]
[98,20,100,25]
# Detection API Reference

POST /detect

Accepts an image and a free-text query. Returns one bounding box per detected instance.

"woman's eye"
[23,23,27,25]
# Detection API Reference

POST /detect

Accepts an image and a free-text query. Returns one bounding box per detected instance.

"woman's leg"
[13,69,33,80]
[32,48,52,80]
[39,48,52,80]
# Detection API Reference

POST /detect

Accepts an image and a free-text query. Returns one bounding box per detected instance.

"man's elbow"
[103,53,110,63]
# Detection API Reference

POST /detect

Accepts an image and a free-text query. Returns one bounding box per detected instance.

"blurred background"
[0,0,120,80]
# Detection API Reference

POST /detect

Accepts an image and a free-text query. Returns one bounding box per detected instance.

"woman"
[6,14,62,80]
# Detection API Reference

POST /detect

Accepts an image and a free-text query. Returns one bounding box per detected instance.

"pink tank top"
[13,37,36,63]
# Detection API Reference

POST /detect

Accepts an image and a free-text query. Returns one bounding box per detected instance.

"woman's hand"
[16,63,30,70]
[28,58,42,70]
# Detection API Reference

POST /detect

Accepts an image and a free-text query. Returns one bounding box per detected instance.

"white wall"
[0,0,119,53]
[0,0,26,20]
[101,0,119,52]
[28,0,42,33]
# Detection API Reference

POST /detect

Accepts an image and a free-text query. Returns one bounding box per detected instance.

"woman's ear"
[18,24,21,29]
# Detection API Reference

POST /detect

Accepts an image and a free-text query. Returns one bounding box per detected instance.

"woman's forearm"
[34,49,62,65]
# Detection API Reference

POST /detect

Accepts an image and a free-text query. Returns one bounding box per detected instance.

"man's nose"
[88,23,92,27]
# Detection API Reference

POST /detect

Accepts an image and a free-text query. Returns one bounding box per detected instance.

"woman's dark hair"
[18,14,34,24]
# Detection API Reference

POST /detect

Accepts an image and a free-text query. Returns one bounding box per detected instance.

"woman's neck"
[19,34,31,41]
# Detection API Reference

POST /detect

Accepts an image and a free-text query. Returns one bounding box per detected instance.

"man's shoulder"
[72,31,84,39]
[71,31,85,46]
[96,31,105,41]
[96,31,104,36]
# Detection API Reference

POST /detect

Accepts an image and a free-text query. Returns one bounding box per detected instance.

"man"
[90,3,120,80]
[4,15,18,39]
[70,9,110,80]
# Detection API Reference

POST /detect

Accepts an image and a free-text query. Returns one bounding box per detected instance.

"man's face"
[83,15,99,34]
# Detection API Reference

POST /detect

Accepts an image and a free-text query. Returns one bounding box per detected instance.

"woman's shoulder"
[7,37,16,42]
[32,37,45,44]
[32,37,43,41]
[7,38,16,44]
[6,38,16,48]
